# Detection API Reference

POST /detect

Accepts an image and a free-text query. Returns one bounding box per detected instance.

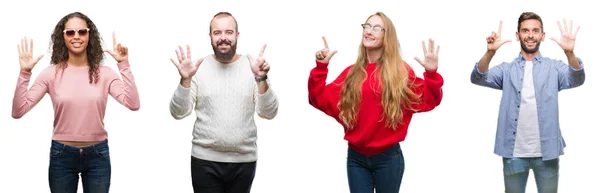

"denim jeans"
[190,156,257,193]
[48,140,111,193]
[347,143,405,193]
[503,157,559,193]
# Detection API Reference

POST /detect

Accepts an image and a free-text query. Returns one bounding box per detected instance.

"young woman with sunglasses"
[12,12,140,193]
[308,12,444,192]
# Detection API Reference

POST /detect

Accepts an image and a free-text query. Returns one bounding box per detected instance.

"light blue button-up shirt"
[471,53,585,161]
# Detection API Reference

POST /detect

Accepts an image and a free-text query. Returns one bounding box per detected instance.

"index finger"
[322,36,329,49]
[112,31,117,48]
[258,44,267,58]
[497,20,503,36]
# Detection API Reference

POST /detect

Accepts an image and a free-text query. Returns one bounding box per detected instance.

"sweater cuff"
[174,83,191,101]
[117,61,131,69]
[19,70,32,79]
[257,86,276,102]
[315,60,329,69]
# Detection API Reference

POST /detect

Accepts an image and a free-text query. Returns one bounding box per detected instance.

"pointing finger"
[112,31,117,49]
[322,36,329,49]
[498,20,503,36]
[258,44,267,58]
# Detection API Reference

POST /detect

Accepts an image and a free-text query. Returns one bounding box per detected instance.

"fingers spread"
[186,44,191,59]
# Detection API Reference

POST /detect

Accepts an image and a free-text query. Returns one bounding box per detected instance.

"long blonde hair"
[339,12,420,130]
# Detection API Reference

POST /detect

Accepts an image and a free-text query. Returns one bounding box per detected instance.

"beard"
[212,39,237,61]
[519,37,541,54]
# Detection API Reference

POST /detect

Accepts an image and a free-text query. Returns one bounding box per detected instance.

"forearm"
[256,87,278,119]
[256,79,268,94]
[169,84,194,119]
[477,50,496,72]
[115,62,140,110]
[565,51,581,69]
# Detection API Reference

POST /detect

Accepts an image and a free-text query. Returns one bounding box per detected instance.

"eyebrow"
[365,23,383,27]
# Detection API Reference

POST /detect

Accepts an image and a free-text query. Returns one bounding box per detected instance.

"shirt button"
[515,119,517,121]
[513,132,516,135]
[517,105,520,108]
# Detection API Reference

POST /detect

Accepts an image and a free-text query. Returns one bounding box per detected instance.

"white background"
[0,0,597,192]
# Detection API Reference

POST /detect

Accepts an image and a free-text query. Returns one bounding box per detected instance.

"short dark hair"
[518,12,544,32]
[209,12,238,33]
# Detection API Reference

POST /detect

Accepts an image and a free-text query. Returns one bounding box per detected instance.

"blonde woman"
[308,12,443,192]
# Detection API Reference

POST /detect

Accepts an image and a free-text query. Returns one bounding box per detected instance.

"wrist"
[180,77,192,88]
[255,75,268,83]
[20,68,32,73]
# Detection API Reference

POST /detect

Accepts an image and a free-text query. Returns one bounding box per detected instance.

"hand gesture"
[247,44,270,78]
[414,39,440,71]
[103,32,129,63]
[486,20,512,51]
[18,37,44,73]
[315,36,338,63]
[170,45,203,80]
[550,18,580,52]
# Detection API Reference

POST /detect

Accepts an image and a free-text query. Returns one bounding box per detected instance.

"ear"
[515,32,520,41]
[541,31,546,41]
[236,31,240,39]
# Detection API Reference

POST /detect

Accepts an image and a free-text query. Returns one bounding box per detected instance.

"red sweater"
[308,60,444,156]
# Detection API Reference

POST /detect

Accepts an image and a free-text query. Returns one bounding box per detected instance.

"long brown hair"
[50,12,104,84]
[339,12,420,130]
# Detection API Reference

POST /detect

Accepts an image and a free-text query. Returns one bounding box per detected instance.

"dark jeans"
[191,156,257,193]
[347,143,405,193]
[48,140,111,193]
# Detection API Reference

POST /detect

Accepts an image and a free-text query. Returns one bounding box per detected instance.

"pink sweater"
[12,62,140,142]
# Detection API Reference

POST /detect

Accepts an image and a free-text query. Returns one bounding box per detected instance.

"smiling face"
[362,15,385,50]
[63,17,89,56]
[209,15,239,61]
[516,19,545,54]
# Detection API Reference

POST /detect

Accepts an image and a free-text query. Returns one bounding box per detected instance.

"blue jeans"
[347,143,405,193]
[503,157,559,193]
[48,140,111,193]
[191,156,257,193]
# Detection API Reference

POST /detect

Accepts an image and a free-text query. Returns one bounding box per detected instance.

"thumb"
[195,58,204,68]
[325,50,338,61]
[33,54,44,64]
[104,49,116,57]
[500,39,512,45]
[246,54,255,63]
[414,57,424,66]
[549,37,559,44]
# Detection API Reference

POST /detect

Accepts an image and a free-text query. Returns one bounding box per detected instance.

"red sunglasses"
[63,28,90,37]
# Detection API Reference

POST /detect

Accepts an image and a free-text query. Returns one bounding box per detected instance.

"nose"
[219,33,227,40]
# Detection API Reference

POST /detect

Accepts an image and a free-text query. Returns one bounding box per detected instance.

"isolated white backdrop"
[0,0,597,192]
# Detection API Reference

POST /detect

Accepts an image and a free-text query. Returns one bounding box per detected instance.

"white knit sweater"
[169,54,279,163]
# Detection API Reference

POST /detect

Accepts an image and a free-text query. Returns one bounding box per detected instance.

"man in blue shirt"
[470,12,585,193]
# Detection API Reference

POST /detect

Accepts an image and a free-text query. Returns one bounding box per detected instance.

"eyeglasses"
[361,24,384,33]
[63,28,90,37]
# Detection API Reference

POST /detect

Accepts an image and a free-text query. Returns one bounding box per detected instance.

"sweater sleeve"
[254,82,279,120]
[107,61,140,111]
[169,75,198,120]
[408,65,444,113]
[12,67,53,119]
[308,60,348,118]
